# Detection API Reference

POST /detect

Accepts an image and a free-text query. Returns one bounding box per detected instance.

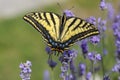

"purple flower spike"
[86,72,92,80]
[112,14,120,63]
[100,0,107,10]
[70,60,75,72]
[80,39,88,58]
[95,54,102,61]
[88,52,101,63]
[114,15,120,22]
[60,63,69,79]
[86,16,96,25]
[106,3,114,20]
[103,74,110,80]
[88,52,95,61]
[19,60,32,80]
[103,49,108,55]
[61,64,69,73]
[98,17,107,32]
[48,60,57,69]
[112,63,120,73]
[45,46,51,54]
[44,70,50,80]
[59,49,78,64]
[90,36,100,44]
[68,49,78,59]
[64,10,75,17]
[78,63,86,76]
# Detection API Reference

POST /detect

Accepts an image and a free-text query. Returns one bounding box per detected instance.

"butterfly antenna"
[57,2,63,12]
[69,6,75,11]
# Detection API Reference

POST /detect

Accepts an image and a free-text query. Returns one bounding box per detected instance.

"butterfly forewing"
[23,12,61,42]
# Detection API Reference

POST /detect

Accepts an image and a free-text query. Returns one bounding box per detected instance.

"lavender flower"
[86,16,101,45]
[103,49,108,55]
[106,3,114,20]
[60,63,69,79]
[70,60,76,73]
[64,10,75,17]
[103,74,110,80]
[48,59,57,69]
[86,72,92,80]
[112,63,120,73]
[19,61,32,80]
[46,46,57,69]
[60,72,65,79]
[98,17,107,32]
[79,39,88,58]
[45,46,51,54]
[59,50,78,63]
[112,15,120,37]
[114,15,120,23]
[111,12,120,80]
[69,74,74,80]
[61,64,69,73]
[100,0,107,10]
[68,49,78,59]
[44,70,50,80]
[86,16,96,25]
[88,52,95,61]
[60,49,77,80]
[90,36,100,44]
[69,60,76,80]
[87,52,102,63]
[78,63,86,76]
[60,73,75,80]
[95,54,102,61]
[112,15,120,62]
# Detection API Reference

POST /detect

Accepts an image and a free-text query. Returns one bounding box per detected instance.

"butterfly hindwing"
[60,16,99,46]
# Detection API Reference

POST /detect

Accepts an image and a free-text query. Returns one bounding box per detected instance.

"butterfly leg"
[53,51,57,56]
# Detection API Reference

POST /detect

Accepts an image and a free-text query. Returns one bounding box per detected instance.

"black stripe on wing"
[43,13,50,25]
[23,14,53,45]
[60,13,67,36]
[72,19,83,30]
[63,26,99,47]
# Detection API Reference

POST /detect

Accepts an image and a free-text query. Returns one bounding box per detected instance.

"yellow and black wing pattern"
[23,12,99,53]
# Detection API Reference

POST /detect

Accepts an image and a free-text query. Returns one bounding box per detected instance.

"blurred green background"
[0,0,119,80]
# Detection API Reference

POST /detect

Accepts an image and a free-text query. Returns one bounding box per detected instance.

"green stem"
[92,61,95,80]
[51,70,55,80]
[101,32,105,79]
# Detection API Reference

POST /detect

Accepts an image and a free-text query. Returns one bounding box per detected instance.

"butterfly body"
[23,12,99,53]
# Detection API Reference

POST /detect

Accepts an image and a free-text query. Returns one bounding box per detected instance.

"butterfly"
[23,12,99,54]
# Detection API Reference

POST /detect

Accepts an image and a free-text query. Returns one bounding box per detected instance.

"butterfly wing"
[60,17,99,47]
[23,12,61,47]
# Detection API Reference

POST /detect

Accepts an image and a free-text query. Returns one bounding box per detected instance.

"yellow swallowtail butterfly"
[23,12,99,54]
